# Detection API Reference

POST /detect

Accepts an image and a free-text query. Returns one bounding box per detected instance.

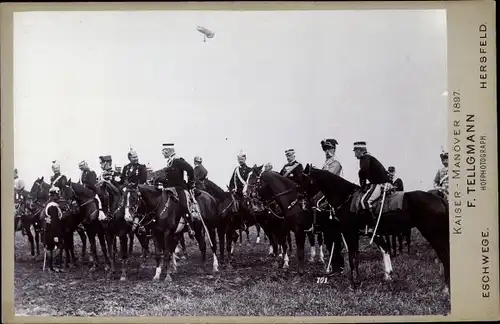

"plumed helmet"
[237,150,246,159]
[128,149,138,158]
[440,152,448,160]
[321,139,338,151]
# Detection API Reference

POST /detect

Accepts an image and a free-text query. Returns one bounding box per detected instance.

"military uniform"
[433,151,449,201]
[80,168,98,196]
[387,166,404,192]
[312,139,343,209]
[228,163,252,195]
[280,160,304,185]
[159,144,200,237]
[194,163,208,190]
[119,162,148,188]
[355,143,391,214]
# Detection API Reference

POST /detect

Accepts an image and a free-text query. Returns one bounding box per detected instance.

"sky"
[13,9,448,191]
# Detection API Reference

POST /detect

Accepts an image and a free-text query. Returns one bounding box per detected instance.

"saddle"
[350,188,404,215]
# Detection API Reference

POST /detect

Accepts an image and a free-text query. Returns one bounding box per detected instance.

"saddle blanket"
[350,190,404,215]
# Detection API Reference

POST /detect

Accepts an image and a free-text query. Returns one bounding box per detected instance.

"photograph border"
[1,1,498,323]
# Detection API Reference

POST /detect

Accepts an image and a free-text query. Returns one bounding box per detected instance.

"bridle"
[245,169,300,219]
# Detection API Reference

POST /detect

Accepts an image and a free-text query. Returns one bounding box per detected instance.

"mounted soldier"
[155,143,199,238]
[311,139,343,210]
[279,149,307,209]
[97,155,122,217]
[78,160,105,222]
[353,141,393,228]
[14,176,30,235]
[433,151,449,200]
[228,150,252,197]
[387,166,404,192]
[193,156,208,191]
[118,149,148,227]
[48,161,79,221]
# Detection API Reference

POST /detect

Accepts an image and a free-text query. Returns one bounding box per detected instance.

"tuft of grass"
[14,228,450,316]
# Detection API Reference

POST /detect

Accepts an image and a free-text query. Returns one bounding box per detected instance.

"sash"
[439,173,449,186]
[51,174,64,187]
[283,162,300,178]
[234,167,246,188]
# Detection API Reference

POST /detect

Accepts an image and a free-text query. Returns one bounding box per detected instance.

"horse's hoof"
[152,275,160,281]
[180,255,187,260]
[120,276,127,282]
[164,275,173,283]
[272,261,279,269]
[384,274,393,281]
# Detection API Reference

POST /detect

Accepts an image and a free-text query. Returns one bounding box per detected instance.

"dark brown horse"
[303,165,450,293]
[29,178,87,261]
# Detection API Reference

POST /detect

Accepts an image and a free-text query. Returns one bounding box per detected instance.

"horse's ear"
[40,176,44,182]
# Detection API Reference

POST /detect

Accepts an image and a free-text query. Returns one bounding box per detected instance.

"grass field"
[14,227,450,316]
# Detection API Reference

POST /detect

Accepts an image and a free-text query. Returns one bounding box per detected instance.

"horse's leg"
[318,232,325,264]
[344,230,361,288]
[307,231,316,262]
[373,235,393,281]
[137,232,150,264]
[119,232,128,281]
[152,231,163,281]
[405,230,412,254]
[245,227,250,244]
[86,228,99,272]
[238,229,243,246]
[287,231,293,254]
[76,227,87,261]
[255,223,261,244]
[295,230,306,275]
[217,225,226,265]
[179,234,187,260]
[164,231,175,283]
[194,221,207,271]
[26,225,35,257]
[34,225,41,257]
[208,227,219,273]
[97,225,110,271]
[106,232,116,277]
[226,229,234,267]
[128,232,134,255]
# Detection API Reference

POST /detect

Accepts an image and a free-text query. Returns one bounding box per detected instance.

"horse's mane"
[204,179,229,200]
[261,170,298,189]
[309,167,360,193]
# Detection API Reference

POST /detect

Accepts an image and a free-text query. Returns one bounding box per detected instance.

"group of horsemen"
[14,139,450,239]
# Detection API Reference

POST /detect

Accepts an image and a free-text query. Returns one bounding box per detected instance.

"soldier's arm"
[139,165,148,184]
[200,165,208,180]
[330,161,342,176]
[433,171,441,187]
[358,157,369,186]
[279,166,286,176]
[228,169,236,191]
[398,179,404,191]
[179,159,195,187]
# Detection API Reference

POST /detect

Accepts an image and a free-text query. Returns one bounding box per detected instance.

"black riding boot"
[185,214,195,239]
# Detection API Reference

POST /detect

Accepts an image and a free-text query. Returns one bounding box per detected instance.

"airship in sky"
[196,26,215,42]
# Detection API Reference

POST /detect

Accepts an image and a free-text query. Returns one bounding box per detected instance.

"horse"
[15,183,42,259]
[27,178,88,261]
[303,164,450,293]
[55,179,111,272]
[203,178,277,267]
[244,166,324,274]
[96,180,149,281]
[132,184,219,281]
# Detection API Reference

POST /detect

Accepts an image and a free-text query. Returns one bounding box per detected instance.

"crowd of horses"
[14,163,449,294]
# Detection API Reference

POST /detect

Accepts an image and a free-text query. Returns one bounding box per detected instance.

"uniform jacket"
[157,157,195,189]
[80,169,98,194]
[14,189,30,208]
[393,178,404,191]
[50,173,68,188]
[228,164,252,193]
[322,156,342,176]
[358,153,391,186]
[100,168,122,191]
[279,160,303,186]
[434,167,449,189]
[194,164,208,182]
[120,163,148,187]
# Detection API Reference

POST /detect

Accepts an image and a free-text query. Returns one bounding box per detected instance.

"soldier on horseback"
[78,160,105,222]
[48,161,78,222]
[353,141,393,229]
[228,150,253,231]
[387,166,404,192]
[97,155,122,218]
[14,176,30,235]
[279,149,307,209]
[433,151,449,200]
[194,156,208,190]
[118,149,148,228]
[155,143,198,238]
[311,139,343,210]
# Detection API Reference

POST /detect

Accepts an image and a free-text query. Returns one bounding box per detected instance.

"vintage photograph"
[11,8,451,317]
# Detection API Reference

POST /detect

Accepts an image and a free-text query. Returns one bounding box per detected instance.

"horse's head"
[29,177,50,207]
[244,164,265,199]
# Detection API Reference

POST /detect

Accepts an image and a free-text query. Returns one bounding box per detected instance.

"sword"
[370,183,388,245]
